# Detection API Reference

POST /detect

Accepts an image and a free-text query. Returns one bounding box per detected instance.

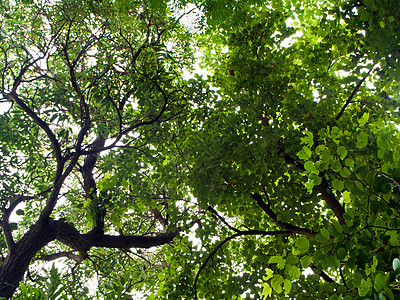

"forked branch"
[193,230,292,300]
[279,148,346,225]
[252,193,316,237]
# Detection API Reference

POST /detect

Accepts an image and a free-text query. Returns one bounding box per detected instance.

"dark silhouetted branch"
[252,193,316,237]
[310,264,337,284]
[335,68,373,121]
[37,251,84,263]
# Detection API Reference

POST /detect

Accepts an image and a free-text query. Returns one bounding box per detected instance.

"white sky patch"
[0,103,11,114]
[182,50,210,79]
[174,3,203,34]
[280,29,303,48]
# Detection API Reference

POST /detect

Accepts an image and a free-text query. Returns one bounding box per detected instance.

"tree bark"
[0,218,178,298]
[0,220,55,298]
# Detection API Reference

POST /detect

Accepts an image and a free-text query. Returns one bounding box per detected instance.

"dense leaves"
[0,0,399,299]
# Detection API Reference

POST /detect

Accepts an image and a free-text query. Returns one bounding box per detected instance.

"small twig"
[376,169,400,190]
[339,266,348,289]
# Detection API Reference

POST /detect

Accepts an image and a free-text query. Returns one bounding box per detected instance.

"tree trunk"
[0,220,56,298]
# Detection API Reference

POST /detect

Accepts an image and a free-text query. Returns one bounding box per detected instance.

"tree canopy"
[0,0,400,299]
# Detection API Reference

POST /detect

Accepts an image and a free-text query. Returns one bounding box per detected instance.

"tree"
[0,0,201,298]
[157,0,400,299]
[1,0,400,299]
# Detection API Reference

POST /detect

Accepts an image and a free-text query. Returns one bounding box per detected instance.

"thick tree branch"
[0,212,178,298]
[39,153,81,221]
[251,193,316,237]
[37,251,84,263]
[317,177,346,225]
[0,219,14,252]
[149,207,168,233]
[0,214,182,297]
[49,219,183,256]
[278,148,346,225]
[0,220,57,298]
[5,89,69,222]
[80,134,106,231]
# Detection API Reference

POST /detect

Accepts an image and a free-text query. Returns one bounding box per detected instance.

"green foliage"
[1,0,400,299]
[8,265,68,300]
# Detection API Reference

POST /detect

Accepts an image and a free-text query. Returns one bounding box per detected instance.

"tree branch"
[6,92,63,176]
[80,134,106,231]
[149,207,168,233]
[310,264,337,284]
[251,193,316,237]
[49,218,195,253]
[317,177,346,225]
[0,219,14,252]
[193,230,292,300]
[0,195,34,251]
[335,68,373,121]
[39,153,81,221]
[36,251,84,263]
[278,148,346,225]
[207,206,240,233]
[77,87,172,156]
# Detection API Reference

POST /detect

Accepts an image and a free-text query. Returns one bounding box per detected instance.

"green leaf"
[373,176,391,193]
[335,247,347,260]
[283,279,292,294]
[358,279,372,297]
[271,275,284,294]
[342,191,352,204]
[287,265,300,279]
[374,272,388,291]
[356,132,369,148]
[260,282,272,298]
[384,287,395,300]
[301,131,314,147]
[298,147,312,160]
[388,232,399,246]
[268,256,286,269]
[332,179,344,191]
[295,237,310,254]
[377,135,389,150]
[340,167,351,178]
[304,160,314,171]
[301,256,313,268]
[358,112,369,126]
[345,158,354,168]
[331,160,342,172]
[337,146,348,160]
[320,228,331,240]
[263,268,274,281]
